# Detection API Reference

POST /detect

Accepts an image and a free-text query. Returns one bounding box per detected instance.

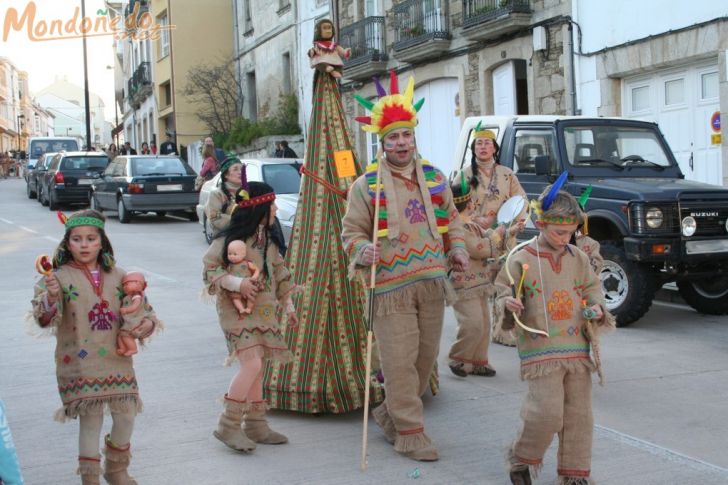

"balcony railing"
[393,0,450,51]
[127,61,152,107]
[124,0,149,19]
[341,17,388,69]
[463,0,530,29]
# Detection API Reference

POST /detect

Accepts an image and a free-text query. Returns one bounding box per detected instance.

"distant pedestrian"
[140,142,151,155]
[273,142,283,158]
[150,141,158,154]
[280,141,298,158]
[106,143,118,160]
[160,131,177,155]
[199,144,220,181]
[30,209,161,484]
[124,142,137,155]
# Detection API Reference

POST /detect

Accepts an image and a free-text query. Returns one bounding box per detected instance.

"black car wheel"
[89,193,101,212]
[48,188,59,210]
[39,186,48,206]
[677,277,728,315]
[117,198,132,223]
[203,215,214,244]
[599,241,657,327]
[27,181,36,199]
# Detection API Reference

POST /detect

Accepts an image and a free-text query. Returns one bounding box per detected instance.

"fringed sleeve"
[341,177,374,281]
[493,257,521,331]
[464,223,502,259]
[440,183,467,258]
[271,245,298,302]
[29,277,63,334]
[205,189,232,233]
[578,249,616,335]
[202,238,228,296]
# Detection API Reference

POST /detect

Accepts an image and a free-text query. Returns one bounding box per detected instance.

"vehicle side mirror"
[535,155,551,176]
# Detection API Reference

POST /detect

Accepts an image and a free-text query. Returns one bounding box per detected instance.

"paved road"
[1,178,727,484]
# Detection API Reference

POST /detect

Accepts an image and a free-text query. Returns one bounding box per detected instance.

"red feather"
[379,104,414,130]
[389,70,399,95]
[56,211,67,225]
[355,116,372,125]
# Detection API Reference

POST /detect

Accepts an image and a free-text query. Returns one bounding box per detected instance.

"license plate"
[686,239,728,254]
[157,184,182,192]
[77,179,93,185]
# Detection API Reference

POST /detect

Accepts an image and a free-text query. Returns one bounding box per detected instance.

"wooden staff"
[361,156,383,471]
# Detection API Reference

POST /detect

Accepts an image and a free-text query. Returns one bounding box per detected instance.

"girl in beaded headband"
[53,209,115,270]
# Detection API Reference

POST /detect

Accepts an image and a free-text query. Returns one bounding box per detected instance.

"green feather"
[460,171,467,197]
[354,95,374,110]
[413,98,425,112]
[577,185,593,209]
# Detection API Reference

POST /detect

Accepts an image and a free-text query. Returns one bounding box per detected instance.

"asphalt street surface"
[1,178,727,484]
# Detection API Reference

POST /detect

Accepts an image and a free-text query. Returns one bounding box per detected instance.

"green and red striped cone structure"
[263,72,384,413]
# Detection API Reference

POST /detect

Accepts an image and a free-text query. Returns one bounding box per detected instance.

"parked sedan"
[196,158,302,243]
[90,155,198,223]
[26,152,57,199]
[38,152,110,210]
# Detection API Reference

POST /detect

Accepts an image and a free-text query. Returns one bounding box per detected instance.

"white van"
[25,137,79,176]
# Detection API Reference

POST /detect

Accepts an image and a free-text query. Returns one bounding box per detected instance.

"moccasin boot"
[509,466,532,485]
[448,361,467,377]
[244,401,288,444]
[471,363,496,377]
[557,477,591,485]
[78,455,101,485]
[102,435,137,485]
[213,395,257,452]
[395,431,439,462]
[372,403,396,444]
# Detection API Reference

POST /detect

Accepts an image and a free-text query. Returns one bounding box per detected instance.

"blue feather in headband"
[542,171,569,211]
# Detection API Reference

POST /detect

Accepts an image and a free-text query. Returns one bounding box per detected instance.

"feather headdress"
[354,70,424,138]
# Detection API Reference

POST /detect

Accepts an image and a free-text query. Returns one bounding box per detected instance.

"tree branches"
[183,58,242,136]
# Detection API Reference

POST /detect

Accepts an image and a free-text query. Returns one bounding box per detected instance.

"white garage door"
[623,63,721,185]
[414,78,461,175]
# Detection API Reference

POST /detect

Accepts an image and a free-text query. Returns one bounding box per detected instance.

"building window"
[701,72,718,100]
[367,132,378,163]
[159,13,170,58]
[282,53,291,94]
[160,81,171,108]
[630,85,650,112]
[246,72,257,122]
[664,78,684,106]
[244,0,252,33]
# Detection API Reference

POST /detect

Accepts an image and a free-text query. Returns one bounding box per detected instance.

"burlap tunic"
[203,236,295,365]
[31,266,141,421]
[460,163,527,220]
[204,183,240,236]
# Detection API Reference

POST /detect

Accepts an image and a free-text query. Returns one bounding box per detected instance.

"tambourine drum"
[497,195,527,224]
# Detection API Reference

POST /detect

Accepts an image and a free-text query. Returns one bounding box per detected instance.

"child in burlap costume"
[117,271,161,357]
[447,174,518,378]
[494,183,615,485]
[30,210,157,485]
[456,124,527,347]
[342,71,469,461]
[203,182,297,454]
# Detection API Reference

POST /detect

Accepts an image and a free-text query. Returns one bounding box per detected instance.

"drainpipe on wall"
[232,0,243,119]
[567,21,578,115]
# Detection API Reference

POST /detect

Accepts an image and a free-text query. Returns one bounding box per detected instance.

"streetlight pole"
[106,65,120,147]
[16,114,24,151]
[81,0,92,150]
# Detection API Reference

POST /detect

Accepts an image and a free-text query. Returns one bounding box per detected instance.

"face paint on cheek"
[383,140,396,152]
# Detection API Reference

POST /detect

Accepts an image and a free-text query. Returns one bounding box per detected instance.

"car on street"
[25,152,57,199]
[90,155,199,223]
[196,157,302,243]
[25,137,79,180]
[38,151,110,210]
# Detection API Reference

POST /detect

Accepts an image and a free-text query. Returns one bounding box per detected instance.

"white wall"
[576,0,727,54]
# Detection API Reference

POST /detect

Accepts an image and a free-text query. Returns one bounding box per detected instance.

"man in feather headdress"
[341,71,469,461]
